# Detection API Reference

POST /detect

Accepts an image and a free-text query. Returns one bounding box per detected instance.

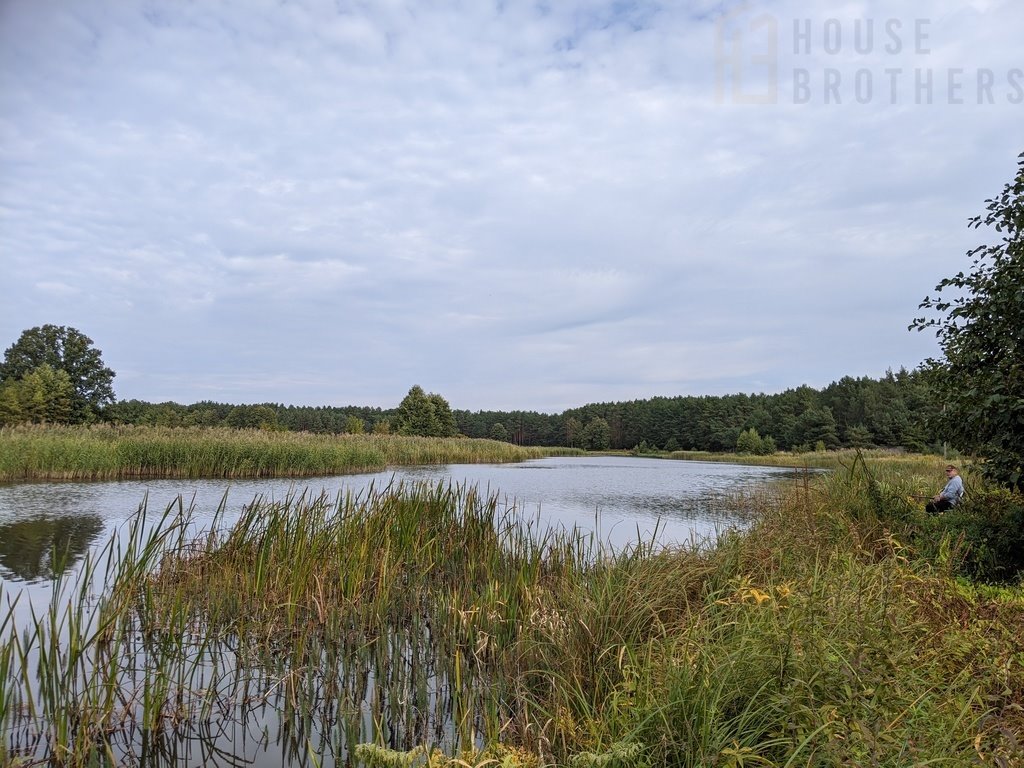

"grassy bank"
[0,424,581,482]
[2,455,1022,766]
[664,447,955,472]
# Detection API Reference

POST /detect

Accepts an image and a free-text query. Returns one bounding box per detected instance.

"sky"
[1,0,1021,413]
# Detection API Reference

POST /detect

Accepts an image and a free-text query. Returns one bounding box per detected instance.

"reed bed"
[0,424,579,482]
[1,457,1022,767]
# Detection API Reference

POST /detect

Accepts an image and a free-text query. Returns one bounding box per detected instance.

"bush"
[914,488,1024,583]
[736,428,775,456]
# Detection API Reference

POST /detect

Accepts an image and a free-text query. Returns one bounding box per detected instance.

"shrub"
[914,488,1024,582]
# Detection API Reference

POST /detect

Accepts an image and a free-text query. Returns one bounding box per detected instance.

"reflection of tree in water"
[0,515,104,582]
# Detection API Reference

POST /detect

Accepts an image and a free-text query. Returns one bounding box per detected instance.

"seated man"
[926,465,964,513]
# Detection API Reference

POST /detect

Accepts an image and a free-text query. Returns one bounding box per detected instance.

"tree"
[394,386,457,437]
[0,382,21,425]
[0,364,75,425]
[912,152,1024,489]
[224,404,279,430]
[795,407,839,449]
[736,427,776,455]
[428,393,458,437]
[843,424,875,449]
[580,416,611,451]
[0,325,115,423]
[20,364,74,424]
[489,422,508,441]
[736,427,761,454]
[344,415,366,434]
[564,416,583,448]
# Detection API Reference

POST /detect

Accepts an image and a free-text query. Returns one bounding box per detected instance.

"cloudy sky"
[1,1,1020,412]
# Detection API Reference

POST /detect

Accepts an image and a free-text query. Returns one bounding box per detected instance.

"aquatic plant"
[1,455,1022,766]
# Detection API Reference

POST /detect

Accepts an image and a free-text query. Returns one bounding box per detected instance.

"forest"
[97,368,937,454]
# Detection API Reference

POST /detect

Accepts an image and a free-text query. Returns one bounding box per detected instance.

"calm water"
[0,456,799,588]
[0,456,803,766]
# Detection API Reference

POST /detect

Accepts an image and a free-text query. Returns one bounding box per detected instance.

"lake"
[0,455,804,766]
[0,455,801,588]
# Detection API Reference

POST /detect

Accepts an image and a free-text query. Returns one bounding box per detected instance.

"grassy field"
[1,453,1021,766]
[0,424,581,481]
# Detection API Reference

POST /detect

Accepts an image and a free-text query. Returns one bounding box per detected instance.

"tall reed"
[0,424,580,482]
[2,456,1021,766]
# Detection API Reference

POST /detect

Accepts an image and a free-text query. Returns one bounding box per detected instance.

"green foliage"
[101,373,936,453]
[223,404,279,430]
[564,416,583,448]
[489,422,508,441]
[844,423,874,448]
[735,428,759,455]
[914,488,1024,583]
[0,325,115,423]
[581,416,611,450]
[428,392,458,437]
[912,152,1024,489]
[394,385,458,437]
[0,383,18,425]
[631,439,654,455]
[344,415,366,434]
[796,407,839,449]
[0,364,74,425]
[735,428,775,456]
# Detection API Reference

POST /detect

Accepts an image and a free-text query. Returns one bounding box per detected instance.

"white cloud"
[0,0,1019,410]
[34,281,80,297]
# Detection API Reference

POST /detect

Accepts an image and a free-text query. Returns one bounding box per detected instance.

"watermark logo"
[715,6,778,104]
[714,5,1023,106]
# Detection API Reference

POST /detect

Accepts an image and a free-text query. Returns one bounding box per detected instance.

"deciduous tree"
[0,325,115,423]
[912,152,1024,488]
[581,416,611,451]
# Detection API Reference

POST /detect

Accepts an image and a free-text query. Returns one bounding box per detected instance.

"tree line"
[0,329,939,454]
[454,370,937,453]
[80,373,942,454]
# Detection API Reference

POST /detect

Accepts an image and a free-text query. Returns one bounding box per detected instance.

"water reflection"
[0,514,104,583]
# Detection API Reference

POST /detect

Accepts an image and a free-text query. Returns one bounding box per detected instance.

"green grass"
[1,455,1022,766]
[0,424,581,481]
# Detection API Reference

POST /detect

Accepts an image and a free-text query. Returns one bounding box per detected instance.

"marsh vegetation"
[0,425,579,482]
[1,453,1022,766]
